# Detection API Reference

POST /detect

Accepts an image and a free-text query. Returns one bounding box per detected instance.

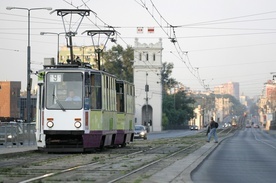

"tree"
[162,90,195,129]
[161,62,177,93]
[161,62,195,129]
[162,113,169,128]
[102,45,134,82]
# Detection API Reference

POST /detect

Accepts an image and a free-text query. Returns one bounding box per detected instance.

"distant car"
[223,123,230,128]
[134,125,148,140]
[190,125,198,130]
[0,123,24,145]
[253,124,259,128]
[246,123,251,128]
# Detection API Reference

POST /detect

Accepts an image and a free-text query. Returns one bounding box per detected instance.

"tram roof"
[42,63,118,78]
[116,79,134,86]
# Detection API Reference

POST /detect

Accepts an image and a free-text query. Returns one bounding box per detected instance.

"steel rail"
[18,145,160,183]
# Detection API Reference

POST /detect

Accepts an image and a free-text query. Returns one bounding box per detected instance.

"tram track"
[109,127,235,183]
[20,141,190,183]
[108,141,204,183]
[0,140,167,183]
[0,128,235,183]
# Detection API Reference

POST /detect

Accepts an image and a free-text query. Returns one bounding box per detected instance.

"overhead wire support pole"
[145,72,149,129]
[82,29,116,70]
[50,9,91,63]
[6,6,52,123]
[40,32,65,65]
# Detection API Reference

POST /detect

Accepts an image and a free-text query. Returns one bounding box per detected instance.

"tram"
[35,9,135,152]
[35,61,135,152]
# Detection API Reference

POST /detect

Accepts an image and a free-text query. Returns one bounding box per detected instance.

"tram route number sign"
[49,74,62,82]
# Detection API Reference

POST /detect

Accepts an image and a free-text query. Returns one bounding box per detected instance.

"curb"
[145,132,235,183]
[0,146,37,156]
[179,132,235,183]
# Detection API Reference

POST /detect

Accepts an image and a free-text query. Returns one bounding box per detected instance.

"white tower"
[133,38,163,131]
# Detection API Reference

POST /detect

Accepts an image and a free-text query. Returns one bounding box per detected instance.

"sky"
[1,0,276,98]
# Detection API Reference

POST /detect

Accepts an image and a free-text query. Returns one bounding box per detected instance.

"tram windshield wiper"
[52,90,66,111]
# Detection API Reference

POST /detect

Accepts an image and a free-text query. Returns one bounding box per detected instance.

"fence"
[0,122,36,147]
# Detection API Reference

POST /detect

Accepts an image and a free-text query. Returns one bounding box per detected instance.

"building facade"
[258,80,276,130]
[0,81,21,119]
[19,96,37,122]
[0,81,37,122]
[59,45,104,69]
[214,82,240,100]
[133,38,163,131]
[215,97,231,122]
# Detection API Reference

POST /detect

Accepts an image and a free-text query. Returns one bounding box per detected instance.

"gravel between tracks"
[0,129,234,183]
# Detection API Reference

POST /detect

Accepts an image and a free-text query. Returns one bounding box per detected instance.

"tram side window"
[46,85,55,107]
[106,76,109,110]
[91,73,102,109]
[129,85,135,113]
[116,82,124,112]
[125,84,134,114]
[84,72,90,98]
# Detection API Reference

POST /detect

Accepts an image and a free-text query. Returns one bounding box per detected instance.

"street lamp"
[40,32,65,64]
[6,7,52,123]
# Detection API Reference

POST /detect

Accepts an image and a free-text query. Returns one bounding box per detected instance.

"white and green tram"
[36,63,135,152]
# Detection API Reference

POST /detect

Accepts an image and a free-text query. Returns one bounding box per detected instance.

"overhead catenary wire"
[60,0,163,83]
[1,1,274,96]
[134,0,276,93]
[177,10,276,27]
[80,0,163,80]
[136,0,208,90]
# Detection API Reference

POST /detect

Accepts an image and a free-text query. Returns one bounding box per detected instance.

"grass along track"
[0,128,235,183]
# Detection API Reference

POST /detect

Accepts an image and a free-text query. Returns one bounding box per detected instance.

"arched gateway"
[133,38,163,132]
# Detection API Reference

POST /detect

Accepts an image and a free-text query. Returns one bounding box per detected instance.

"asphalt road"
[191,127,276,183]
[147,129,199,140]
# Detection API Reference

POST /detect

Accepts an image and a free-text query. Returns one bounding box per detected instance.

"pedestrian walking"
[206,125,210,136]
[207,117,218,143]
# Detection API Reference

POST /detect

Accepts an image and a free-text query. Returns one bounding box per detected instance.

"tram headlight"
[7,134,13,139]
[47,121,54,128]
[74,121,82,128]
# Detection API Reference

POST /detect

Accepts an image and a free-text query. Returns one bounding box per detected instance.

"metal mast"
[82,29,116,70]
[50,9,91,64]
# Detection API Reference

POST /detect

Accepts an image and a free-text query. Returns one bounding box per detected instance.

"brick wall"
[0,81,21,118]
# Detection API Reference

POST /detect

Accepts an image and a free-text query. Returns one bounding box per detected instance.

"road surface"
[192,127,276,183]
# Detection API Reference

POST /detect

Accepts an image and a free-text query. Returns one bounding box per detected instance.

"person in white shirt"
[65,90,81,101]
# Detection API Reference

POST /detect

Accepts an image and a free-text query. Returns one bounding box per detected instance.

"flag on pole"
[137,27,143,33]
[148,27,154,33]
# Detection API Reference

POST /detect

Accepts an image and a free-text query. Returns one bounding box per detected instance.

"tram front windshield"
[45,72,83,110]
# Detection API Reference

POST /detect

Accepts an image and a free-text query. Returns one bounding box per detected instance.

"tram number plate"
[49,74,62,82]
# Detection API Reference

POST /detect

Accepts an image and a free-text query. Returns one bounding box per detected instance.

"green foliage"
[161,62,195,128]
[102,44,134,82]
[161,62,178,92]
[162,91,195,127]
[162,113,169,128]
